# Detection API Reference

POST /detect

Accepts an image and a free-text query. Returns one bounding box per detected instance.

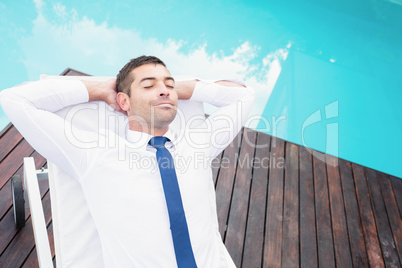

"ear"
[116,92,131,112]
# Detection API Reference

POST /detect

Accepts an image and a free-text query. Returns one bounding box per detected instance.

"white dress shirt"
[0,78,254,267]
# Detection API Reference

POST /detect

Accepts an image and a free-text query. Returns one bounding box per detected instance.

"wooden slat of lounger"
[313,152,335,268]
[352,163,385,267]
[299,146,318,268]
[216,130,243,239]
[281,142,299,268]
[0,152,48,255]
[366,168,400,267]
[338,158,369,267]
[390,176,402,217]
[242,132,270,268]
[263,137,285,268]
[224,129,256,266]
[0,189,52,267]
[326,154,353,267]
[0,139,34,190]
[0,124,23,162]
[376,173,402,263]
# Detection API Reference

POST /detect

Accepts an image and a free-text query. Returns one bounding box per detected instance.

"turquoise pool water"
[257,50,402,178]
[256,1,402,178]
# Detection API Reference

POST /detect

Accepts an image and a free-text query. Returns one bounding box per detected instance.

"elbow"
[0,89,25,119]
[0,89,13,111]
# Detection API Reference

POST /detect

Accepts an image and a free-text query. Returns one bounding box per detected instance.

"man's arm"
[174,80,246,100]
[176,79,254,159]
[0,79,107,179]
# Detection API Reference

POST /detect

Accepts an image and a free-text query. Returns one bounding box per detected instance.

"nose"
[158,83,170,97]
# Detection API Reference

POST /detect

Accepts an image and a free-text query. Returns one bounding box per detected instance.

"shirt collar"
[125,127,177,152]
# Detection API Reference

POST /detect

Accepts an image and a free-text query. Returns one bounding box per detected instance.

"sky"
[2,0,399,127]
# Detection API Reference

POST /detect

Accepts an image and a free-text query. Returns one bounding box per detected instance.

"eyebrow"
[139,77,175,83]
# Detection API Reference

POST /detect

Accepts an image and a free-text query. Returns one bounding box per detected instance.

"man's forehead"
[130,64,172,83]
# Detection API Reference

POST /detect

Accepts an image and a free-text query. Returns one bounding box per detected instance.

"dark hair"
[116,55,166,96]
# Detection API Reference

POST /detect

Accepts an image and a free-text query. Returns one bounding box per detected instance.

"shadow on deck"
[0,70,401,267]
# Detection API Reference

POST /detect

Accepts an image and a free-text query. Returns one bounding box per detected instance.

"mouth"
[154,101,174,107]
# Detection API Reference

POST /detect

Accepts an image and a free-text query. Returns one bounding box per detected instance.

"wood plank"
[225,129,256,267]
[338,158,369,267]
[313,152,335,268]
[377,173,402,263]
[366,168,401,267]
[212,151,223,186]
[0,152,48,255]
[0,139,34,189]
[0,125,23,162]
[22,222,55,268]
[0,150,46,220]
[299,146,318,268]
[0,213,36,267]
[215,130,243,239]
[0,123,12,138]
[0,190,52,267]
[61,68,89,76]
[21,247,38,268]
[263,137,285,268]
[242,133,270,268]
[352,163,385,267]
[390,176,402,217]
[326,154,353,267]
[282,142,299,268]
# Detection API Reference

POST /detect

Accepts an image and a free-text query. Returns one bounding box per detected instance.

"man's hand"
[82,79,126,114]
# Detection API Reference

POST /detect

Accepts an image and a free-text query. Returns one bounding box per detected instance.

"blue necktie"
[149,136,197,268]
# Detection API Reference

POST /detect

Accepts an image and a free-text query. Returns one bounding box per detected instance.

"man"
[0,56,254,267]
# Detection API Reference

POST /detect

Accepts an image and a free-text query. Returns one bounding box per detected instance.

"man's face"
[127,64,178,131]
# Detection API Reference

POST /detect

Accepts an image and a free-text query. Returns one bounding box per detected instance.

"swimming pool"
[257,50,402,178]
[254,1,402,178]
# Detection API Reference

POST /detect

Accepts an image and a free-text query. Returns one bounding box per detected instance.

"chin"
[154,111,177,126]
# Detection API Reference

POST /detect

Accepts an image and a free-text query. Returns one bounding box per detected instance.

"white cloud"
[33,0,44,11]
[20,1,289,129]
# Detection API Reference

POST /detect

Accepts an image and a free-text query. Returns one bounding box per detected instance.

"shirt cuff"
[189,80,218,103]
[189,79,251,107]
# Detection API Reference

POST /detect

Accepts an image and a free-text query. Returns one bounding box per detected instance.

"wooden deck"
[0,71,401,267]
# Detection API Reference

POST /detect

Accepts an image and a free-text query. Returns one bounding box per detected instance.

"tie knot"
[149,136,170,149]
